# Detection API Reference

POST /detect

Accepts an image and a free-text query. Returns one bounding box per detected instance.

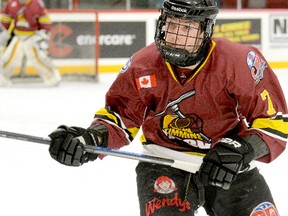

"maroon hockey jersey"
[0,0,51,36]
[93,38,287,163]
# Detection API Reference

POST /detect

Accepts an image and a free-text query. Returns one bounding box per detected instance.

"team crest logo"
[155,90,211,149]
[154,176,177,194]
[247,51,266,84]
[250,202,279,216]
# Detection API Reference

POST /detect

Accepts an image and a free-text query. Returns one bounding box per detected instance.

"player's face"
[164,17,204,53]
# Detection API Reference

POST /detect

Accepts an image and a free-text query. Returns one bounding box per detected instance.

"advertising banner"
[213,19,261,47]
[47,10,288,74]
[269,14,288,46]
[49,22,96,59]
[49,21,146,59]
[100,22,146,58]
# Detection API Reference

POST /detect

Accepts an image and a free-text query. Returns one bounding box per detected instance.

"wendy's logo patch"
[145,176,190,216]
[153,176,177,194]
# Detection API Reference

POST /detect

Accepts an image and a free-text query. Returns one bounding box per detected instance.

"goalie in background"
[0,0,61,86]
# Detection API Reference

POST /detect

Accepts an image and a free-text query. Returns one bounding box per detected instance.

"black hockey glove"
[197,136,254,190]
[48,124,108,166]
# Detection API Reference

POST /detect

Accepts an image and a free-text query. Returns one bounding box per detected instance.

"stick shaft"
[0,129,174,164]
[0,129,200,173]
[0,130,51,145]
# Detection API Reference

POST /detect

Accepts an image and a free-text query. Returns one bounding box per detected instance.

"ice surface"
[0,71,287,216]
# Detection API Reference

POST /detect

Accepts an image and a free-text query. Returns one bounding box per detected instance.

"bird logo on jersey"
[155,90,211,149]
[247,51,266,84]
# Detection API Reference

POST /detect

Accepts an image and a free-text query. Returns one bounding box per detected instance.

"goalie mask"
[155,0,219,67]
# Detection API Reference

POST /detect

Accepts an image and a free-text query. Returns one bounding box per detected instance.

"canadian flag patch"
[135,75,157,90]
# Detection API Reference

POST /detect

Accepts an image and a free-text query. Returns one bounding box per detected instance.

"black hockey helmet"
[155,0,219,67]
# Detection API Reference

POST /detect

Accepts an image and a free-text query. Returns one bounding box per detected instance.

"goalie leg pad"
[0,23,11,46]
[23,37,61,86]
[2,36,24,79]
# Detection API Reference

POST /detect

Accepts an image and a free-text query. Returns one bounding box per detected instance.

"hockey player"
[0,0,61,86]
[48,0,287,215]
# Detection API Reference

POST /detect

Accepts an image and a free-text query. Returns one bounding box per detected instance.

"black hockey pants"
[136,162,279,216]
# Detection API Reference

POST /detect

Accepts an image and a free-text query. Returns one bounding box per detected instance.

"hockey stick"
[0,129,200,173]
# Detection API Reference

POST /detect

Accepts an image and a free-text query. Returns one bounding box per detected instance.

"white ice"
[0,71,287,216]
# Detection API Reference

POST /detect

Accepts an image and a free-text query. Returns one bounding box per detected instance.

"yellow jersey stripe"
[95,107,119,125]
[251,114,288,139]
[95,107,139,140]
[14,29,35,36]
[165,62,180,84]
[0,14,12,23]
[165,40,216,84]
[187,40,216,82]
[38,16,51,24]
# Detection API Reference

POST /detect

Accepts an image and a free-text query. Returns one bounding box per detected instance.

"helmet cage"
[155,0,218,67]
